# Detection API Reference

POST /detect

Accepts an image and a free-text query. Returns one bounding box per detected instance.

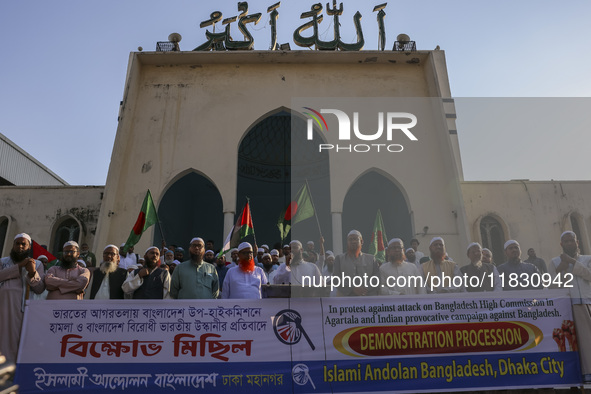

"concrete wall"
[94,50,469,259]
[461,180,591,265]
[0,186,104,257]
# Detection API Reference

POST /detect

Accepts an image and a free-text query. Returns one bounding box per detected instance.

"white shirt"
[222,266,266,299]
[380,261,426,295]
[271,261,321,285]
[549,254,591,304]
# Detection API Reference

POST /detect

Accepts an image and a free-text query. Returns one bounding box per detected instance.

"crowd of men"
[1,230,590,381]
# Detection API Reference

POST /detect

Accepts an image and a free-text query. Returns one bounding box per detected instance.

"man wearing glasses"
[84,244,128,299]
[170,237,219,299]
[45,241,90,300]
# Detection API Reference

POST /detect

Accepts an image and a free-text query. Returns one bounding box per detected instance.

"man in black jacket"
[84,245,128,299]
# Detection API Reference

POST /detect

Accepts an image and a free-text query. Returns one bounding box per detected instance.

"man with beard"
[482,248,494,265]
[404,247,420,270]
[549,231,591,382]
[215,254,229,292]
[45,241,90,300]
[122,246,171,299]
[170,237,218,299]
[333,230,380,296]
[84,245,128,299]
[497,240,540,290]
[0,233,45,363]
[272,240,321,287]
[163,250,179,274]
[79,243,97,268]
[174,247,184,264]
[380,239,425,295]
[460,242,502,292]
[259,253,275,283]
[421,237,464,293]
[204,250,216,264]
[222,242,266,299]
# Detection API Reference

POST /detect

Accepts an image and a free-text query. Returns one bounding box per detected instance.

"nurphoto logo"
[304,107,418,153]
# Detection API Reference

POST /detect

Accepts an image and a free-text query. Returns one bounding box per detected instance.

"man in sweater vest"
[122,246,171,299]
[460,242,502,292]
[421,237,464,293]
[84,245,128,299]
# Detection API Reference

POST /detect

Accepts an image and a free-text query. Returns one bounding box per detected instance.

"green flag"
[368,209,388,263]
[122,190,159,253]
[278,184,315,241]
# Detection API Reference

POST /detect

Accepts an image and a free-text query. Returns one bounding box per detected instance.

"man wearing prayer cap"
[496,240,540,290]
[333,230,380,296]
[271,240,321,296]
[460,242,501,292]
[85,245,128,299]
[255,248,265,264]
[170,237,219,299]
[270,249,280,265]
[122,246,171,299]
[204,250,216,264]
[380,238,425,295]
[174,247,185,264]
[228,248,239,268]
[0,233,45,363]
[258,252,276,282]
[482,248,494,265]
[421,237,464,293]
[45,241,90,300]
[118,243,136,270]
[548,231,591,382]
[222,242,267,299]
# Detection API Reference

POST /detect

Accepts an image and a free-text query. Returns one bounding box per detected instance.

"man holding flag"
[121,190,160,255]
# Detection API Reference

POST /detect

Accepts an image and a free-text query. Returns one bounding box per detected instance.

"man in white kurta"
[271,240,321,286]
[222,242,266,299]
[380,239,425,296]
[548,231,591,382]
[0,233,45,363]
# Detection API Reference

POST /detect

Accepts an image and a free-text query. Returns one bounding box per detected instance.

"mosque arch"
[476,214,507,265]
[236,107,330,249]
[155,170,224,252]
[0,216,10,257]
[50,215,82,256]
[342,169,412,252]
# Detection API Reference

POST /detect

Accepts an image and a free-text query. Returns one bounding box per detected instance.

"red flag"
[32,240,57,262]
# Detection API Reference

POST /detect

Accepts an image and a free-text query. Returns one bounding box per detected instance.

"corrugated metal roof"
[0,132,68,186]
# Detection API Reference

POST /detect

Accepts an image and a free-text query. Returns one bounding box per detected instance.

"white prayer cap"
[561,231,577,240]
[120,243,126,248]
[290,240,302,248]
[205,250,214,255]
[429,237,444,247]
[405,248,414,253]
[347,230,362,238]
[503,240,519,250]
[466,242,482,253]
[37,255,48,261]
[261,244,269,250]
[145,246,159,254]
[283,244,290,248]
[257,248,264,253]
[104,244,119,252]
[77,259,86,267]
[14,233,31,243]
[190,237,204,245]
[326,251,335,258]
[482,248,492,253]
[388,238,403,246]
[238,242,252,252]
[262,253,271,259]
[270,249,279,256]
[64,241,79,249]
[307,241,315,246]
[230,248,238,253]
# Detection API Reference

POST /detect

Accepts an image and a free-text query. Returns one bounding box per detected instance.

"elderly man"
[333,230,380,296]
[482,248,494,265]
[460,242,502,292]
[421,237,464,293]
[497,240,540,290]
[85,245,128,299]
[272,240,322,287]
[170,237,218,299]
[548,231,591,382]
[222,242,267,299]
[45,241,90,300]
[380,238,425,295]
[123,246,171,299]
[0,233,45,363]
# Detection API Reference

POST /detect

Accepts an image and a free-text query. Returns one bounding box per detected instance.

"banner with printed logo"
[17,290,581,393]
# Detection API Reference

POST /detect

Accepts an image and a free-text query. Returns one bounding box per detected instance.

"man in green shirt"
[170,237,219,299]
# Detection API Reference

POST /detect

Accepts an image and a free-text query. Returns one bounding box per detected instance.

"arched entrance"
[237,110,330,249]
[155,172,223,252]
[51,216,80,255]
[342,171,412,252]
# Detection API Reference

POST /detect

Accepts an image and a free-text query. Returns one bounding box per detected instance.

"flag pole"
[305,179,322,238]
[149,190,167,247]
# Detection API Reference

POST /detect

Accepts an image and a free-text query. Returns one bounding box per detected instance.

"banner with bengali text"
[16,290,582,393]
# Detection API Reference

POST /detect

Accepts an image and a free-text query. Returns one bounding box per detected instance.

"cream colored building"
[1,49,589,265]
